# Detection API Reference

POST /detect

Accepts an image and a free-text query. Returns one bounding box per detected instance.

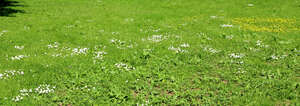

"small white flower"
[270,54,287,60]
[0,70,24,79]
[115,62,135,71]
[271,55,279,60]
[20,89,28,93]
[11,55,27,60]
[168,46,187,53]
[229,53,244,59]
[256,40,269,48]
[221,24,233,27]
[180,43,190,48]
[71,47,89,55]
[256,40,262,46]
[12,95,23,102]
[47,42,59,49]
[19,71,24,75]
[94,51,107,60]
[110,38,131,49]
[35,84,55,94]
[14,46,24,50]
[148,35,165,42]
[202,45,220,54]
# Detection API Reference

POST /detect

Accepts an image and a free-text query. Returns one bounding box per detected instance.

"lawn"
[0,0,299,105]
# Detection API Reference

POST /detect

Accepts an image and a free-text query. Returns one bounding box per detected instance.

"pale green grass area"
[0,0,299,105]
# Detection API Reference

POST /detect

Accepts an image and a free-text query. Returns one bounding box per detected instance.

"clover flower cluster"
[168,44,189,54]
[168,46,187,54]
[180,43,190,48]
[94,51,107,60]
[12,89,31,101]
[147,35,168,43]
[71,47,89,55]
[12,95,23,102]
[111,38,125,45]
[14,46,24,50]
[256,40,269,48]
[11,55,28,60]
[115,62,135,71]
[47,42,60,49]
[270,54,287,60]
[221,24,233,27]
[0,70,24,79]
[202,45,220,54]
[229,53,245,59]
[35,84,56,94]
[12,84,56,102]
[111,38,134,49]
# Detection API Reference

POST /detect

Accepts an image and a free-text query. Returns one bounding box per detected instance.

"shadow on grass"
[0,0,24,17]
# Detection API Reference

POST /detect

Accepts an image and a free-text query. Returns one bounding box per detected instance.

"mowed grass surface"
[0,0,300,105]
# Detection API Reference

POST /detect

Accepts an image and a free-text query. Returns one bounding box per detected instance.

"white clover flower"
[115,62,135,71]
[94,51,107,60]
[148,35,166,42]
[35,84,55,94]
[20,89,28,93]
[229,53,244,59]
[111,38,125,45]
[168,46,187,53]
[180,43,190,48]
[256,40,269,48]
[256,40,262,46]
[221,24,233,27]
[201,45,220,54]
[11,55,27,60]
[14,46,24,50]
[19,71,24,75]
[270,54,287,60]
[270,55,279,60]
[110,38,134,49]
[47,42,59,48]
[71,47,89,55]
[205,47,219,53]
[238,61,244,64]
[12,85,54,102]
[111,39,116,43]
[12,95,23,102]
[0,70,24,79]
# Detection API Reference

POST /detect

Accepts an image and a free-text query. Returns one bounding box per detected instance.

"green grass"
[0,0,299,105]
